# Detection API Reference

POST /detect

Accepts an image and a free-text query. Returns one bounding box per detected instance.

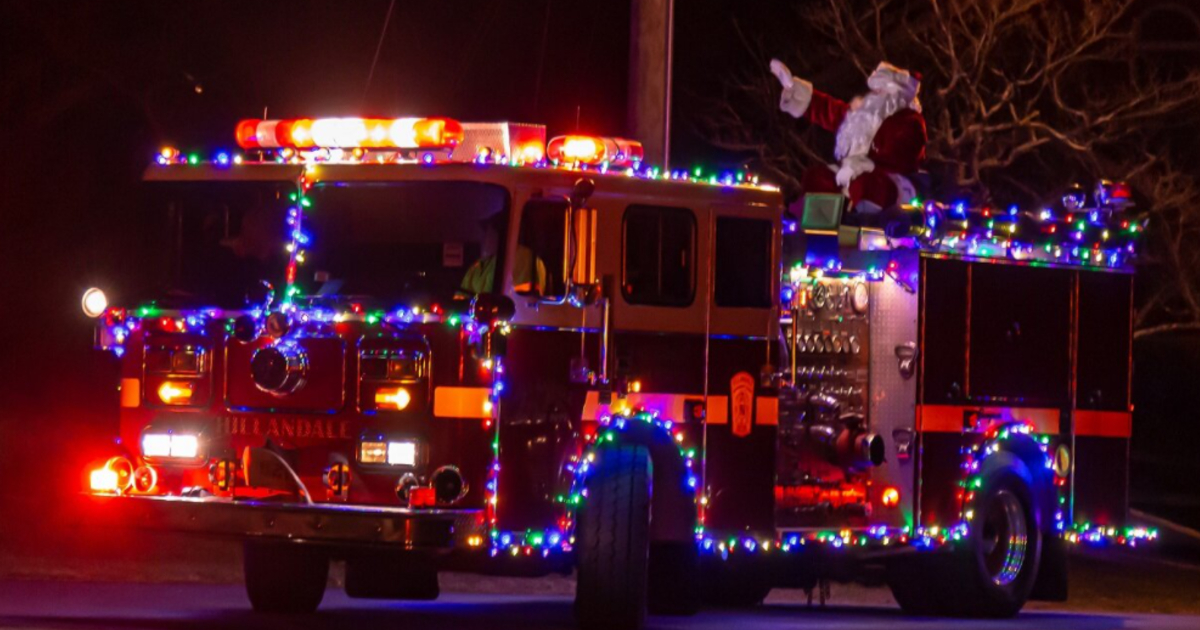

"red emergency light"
[235,117,465,150]
[546,135,643,167]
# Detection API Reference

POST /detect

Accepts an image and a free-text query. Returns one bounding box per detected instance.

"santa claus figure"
[770,59,927,213]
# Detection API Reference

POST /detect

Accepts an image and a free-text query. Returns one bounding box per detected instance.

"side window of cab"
[621,205,696,306]
[515,199,568,300]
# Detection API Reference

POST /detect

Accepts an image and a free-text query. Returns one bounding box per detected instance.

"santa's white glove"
[770,58,813,119]
[836,155,875,189]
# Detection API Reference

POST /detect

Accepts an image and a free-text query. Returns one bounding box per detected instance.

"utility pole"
[628,0,673,169]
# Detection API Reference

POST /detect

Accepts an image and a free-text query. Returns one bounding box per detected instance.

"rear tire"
[243,539,329,613]
[888,471,1041,617]
[575,445,652,630]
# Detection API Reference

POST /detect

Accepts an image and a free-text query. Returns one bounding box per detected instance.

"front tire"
[243,539,329,613]
[575,445,652,630]
[888,471,1041,617]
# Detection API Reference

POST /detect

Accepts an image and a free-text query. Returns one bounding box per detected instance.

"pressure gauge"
[838,283,851,311]
[851,281,869,314]
[813,284,830,310]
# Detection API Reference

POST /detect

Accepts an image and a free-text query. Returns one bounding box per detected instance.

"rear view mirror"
[567,282,602,307]
[570,178,595,209]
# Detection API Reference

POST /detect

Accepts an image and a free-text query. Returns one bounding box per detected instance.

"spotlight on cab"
[82,288,108,318]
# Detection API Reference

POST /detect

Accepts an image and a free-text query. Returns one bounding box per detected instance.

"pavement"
[1,580,1200,630]
[1,492,1199,629]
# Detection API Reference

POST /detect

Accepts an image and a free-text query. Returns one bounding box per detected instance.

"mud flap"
[344,552,440,600]
[1030,534,1068,602]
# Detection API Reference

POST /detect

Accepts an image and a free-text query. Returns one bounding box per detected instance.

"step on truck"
[82,116,1156,629]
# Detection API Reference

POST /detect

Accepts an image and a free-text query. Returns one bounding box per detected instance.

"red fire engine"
[83,116,1154,628]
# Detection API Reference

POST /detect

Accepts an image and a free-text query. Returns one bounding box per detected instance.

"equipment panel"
[777,276,874,529]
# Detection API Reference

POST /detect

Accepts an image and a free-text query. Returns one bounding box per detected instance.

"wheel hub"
[981,489,1028,586]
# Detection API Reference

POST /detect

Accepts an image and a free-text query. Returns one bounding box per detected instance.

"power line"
[362,0,398,106]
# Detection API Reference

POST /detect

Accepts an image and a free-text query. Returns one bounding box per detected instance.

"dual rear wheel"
[888,472,1041,618]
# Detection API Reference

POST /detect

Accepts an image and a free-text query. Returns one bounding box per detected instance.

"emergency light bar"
[547,135,643,167]
[235,117,465,150]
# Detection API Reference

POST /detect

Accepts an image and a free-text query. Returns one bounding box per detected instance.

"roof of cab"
[143,161,785,210]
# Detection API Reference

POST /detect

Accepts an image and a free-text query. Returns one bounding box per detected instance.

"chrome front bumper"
[86,494,486,550]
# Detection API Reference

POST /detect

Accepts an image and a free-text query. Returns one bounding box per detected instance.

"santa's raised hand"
[769,58,814,119]
[769,59,794,89]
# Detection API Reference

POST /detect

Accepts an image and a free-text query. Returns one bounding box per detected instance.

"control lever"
[895,342,918,380]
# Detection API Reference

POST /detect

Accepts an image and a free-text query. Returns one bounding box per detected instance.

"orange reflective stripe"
[120,378,141,408]
[755,396,779,426]
[1075,410,1132,438]
[917,404,1061,434]
[433,387,491,419]
[917,405,961,432]
[578,392,778,428]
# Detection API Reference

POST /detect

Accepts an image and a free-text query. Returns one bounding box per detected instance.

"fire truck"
[83,116,1155,628]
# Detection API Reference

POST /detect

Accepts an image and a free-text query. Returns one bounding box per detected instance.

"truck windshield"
[138,181,292,310]
[299,182,510,307]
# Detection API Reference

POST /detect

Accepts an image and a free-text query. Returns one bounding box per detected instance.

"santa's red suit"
[771,60,927,212]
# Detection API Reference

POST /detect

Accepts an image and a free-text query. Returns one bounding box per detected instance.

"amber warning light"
[546,135,643,167]
[236,117,465,150]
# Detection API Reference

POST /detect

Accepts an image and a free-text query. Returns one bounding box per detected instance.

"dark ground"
[4,582,1200,630]
[0,490,1198,619]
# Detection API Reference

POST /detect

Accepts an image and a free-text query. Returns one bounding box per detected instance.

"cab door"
[700,206,781,535]
[496,186,605,532]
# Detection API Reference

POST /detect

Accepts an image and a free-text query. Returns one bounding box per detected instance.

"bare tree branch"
[698,0,1200,331]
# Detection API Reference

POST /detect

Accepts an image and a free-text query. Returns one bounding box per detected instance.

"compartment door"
[1072,272,1133,526]
[968,263,1072,406]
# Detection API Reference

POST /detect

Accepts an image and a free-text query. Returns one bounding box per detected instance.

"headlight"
[360,440,417,466]
[142,433,200,459]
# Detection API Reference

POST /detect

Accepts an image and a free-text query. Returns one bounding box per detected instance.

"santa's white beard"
[833,90,917,162]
